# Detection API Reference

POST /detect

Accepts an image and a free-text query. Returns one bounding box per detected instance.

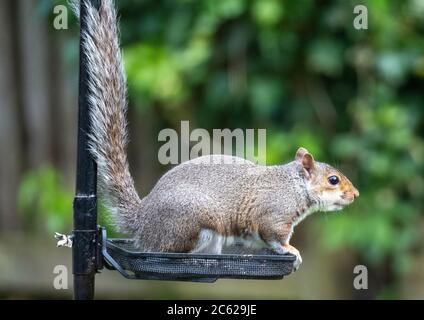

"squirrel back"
[74,0,359,269]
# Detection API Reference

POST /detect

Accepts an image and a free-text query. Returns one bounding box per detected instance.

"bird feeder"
[71,0,295,300]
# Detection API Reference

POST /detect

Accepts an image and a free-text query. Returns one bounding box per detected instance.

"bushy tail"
[73,0,141,233]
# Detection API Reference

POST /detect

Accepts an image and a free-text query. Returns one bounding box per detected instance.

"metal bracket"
[100,228,134,279]
[72,226,104,275]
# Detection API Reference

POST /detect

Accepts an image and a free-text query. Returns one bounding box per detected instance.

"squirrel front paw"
[282,243,302,271]
[269,241,303,271]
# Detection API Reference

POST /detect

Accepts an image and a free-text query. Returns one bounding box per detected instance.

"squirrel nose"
[353,188,360,199]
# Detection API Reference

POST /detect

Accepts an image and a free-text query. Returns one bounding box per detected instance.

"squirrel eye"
[328,175,340,185]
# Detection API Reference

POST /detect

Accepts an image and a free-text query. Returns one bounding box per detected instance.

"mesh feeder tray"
[101,229,296,282]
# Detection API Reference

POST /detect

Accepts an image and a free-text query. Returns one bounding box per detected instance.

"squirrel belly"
[73,0,359,268]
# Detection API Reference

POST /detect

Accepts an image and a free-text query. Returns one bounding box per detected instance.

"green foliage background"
[20,0,424,298]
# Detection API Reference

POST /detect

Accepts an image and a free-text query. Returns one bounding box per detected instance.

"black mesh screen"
[104,238,296,282]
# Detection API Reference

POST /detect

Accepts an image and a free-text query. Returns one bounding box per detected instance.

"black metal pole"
[73,0,101,300]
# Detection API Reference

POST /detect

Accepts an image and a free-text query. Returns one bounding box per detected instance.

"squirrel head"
[295,147,359,212]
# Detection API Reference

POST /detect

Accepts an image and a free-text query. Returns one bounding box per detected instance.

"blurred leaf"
[307,38,344,76]
[251,0,284,27]
[18,167,72,233]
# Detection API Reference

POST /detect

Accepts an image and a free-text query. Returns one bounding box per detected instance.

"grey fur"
[134,155,316,252]
[74,0,142,234]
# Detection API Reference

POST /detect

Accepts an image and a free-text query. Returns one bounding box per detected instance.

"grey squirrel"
[74,0,359,269]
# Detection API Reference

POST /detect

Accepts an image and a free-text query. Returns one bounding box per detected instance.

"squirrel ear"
[295,147,316,178]
[295,147,310,161]
[302,154,315,171]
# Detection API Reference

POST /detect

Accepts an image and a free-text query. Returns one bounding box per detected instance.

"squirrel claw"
[283,244,302,271]
[292,253,302,271]
[270,242,302,271]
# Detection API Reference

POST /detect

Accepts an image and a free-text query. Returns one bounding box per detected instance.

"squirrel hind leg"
[190,229,224,254]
